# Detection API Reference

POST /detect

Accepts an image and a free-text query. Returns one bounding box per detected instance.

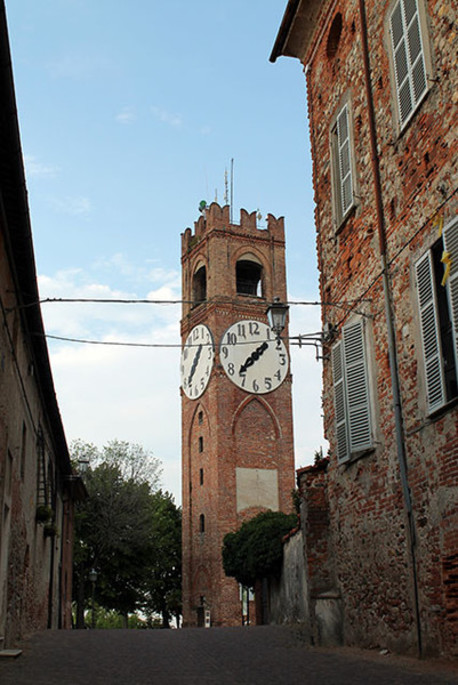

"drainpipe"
[358,0,422,657]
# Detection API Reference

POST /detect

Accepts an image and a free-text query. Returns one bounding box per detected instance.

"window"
[192,265,206,305]
[198,411,203,425]
[236,260,262,296]
[327,13,342,58]
[415,218,458,414]
[389,0,428,130]
[199,468,204,485]
[199,514,205,533]
[332,319,373,463]
[331,102,355,226]
[198,436,203,453]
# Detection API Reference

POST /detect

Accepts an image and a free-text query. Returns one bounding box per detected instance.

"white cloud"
[23,154,60,178]
[39,260,183,499]
[115,107,137,124]
[47,53,113,80]
[38,262,326,503]
[151,105,183,128]
[288,297,328,468]
[48,195,92,216]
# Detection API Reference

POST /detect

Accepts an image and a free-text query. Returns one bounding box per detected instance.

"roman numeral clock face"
[181,324,215,399]
[219,320,289,394]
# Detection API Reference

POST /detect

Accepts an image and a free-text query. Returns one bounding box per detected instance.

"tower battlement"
[181,202,285,256]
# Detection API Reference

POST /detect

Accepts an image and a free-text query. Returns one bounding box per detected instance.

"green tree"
[143,491,182,628]
[72,440,163,627]
[222,511,298,589]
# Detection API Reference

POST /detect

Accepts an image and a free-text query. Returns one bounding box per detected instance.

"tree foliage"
[143,491,182,628]
[72,440,180,627]
[222,511,298,588]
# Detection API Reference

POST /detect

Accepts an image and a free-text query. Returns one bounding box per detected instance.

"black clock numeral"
[265,377,272,390]
[227,363,235,376]
[249,321,260,336]
[279,354,286,366]
[221,346,228,359]
[252,379,259,392]
[240,374,246,388]
[237,323,246,338]
[275,370,282,381]
[193,328,200,341]
[226,332,237,346]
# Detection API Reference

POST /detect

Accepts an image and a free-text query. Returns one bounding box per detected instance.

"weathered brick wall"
[181,204,295,627]
[0,224,73,645]
[298,0,458,657]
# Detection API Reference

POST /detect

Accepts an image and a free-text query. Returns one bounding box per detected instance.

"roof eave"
[269,0,323,64]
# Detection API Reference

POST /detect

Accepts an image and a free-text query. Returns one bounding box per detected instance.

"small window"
[200,468,204,485]
[198,436,203,453]
[415,218,458,413]
[192,265,206,305]
[327,13,342,58]
[199,514,205,533]
[198,411,203,425]
[331,102,355,227]
[332,319,373,463]
[236,260,262,296]
[389,0,428,129]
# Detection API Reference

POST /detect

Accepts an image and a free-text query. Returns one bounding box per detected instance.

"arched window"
[199,513,205,533]
[236,260,262,296]
[192,265,206,305]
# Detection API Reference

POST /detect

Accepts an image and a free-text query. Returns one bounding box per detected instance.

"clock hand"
[239,341,268,374]
[188,345,202,385]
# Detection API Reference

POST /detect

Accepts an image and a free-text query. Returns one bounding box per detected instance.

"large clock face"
[219,320,289,394]
[181,324,214,399]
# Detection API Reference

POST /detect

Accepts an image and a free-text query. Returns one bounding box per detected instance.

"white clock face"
[219,320,288,394]
[181,324,214,399]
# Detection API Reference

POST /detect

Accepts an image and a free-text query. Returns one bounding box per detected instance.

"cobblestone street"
[0,626,457,685]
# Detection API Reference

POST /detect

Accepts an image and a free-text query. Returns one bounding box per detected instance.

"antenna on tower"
[224,168,228,206]
[230,158,234,223]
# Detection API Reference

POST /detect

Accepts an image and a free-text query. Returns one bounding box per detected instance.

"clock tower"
[180,202,295,627]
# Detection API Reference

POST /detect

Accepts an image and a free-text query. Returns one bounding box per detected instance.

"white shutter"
[443,218,458,375]
[342,321,372,453]
[416,251,445,412]
[390,0,427,129]
[332,341,349,463]
[336,104,353,218]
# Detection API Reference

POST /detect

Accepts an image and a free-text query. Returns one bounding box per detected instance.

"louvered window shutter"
[443,219,458,375]
[342,321,372,453]
[390,0,427,129]
[332,341,349,463]
[416,251,445,412]
[336,104,353,218]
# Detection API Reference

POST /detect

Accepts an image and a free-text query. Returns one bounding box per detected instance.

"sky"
[6,0,327,503]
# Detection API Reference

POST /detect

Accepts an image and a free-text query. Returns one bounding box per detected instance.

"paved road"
[0,625,457,685]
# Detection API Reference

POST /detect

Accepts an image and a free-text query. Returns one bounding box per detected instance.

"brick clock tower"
[180,202,295,627]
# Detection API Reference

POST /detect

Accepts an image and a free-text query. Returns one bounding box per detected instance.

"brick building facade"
[0,3,84,647]
[271,0,457,657]
[180,203,295,626]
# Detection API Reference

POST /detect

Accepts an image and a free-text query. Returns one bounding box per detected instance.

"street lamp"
[266,297,289,338]
[89,568,97,629]
[266,297,337,358]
